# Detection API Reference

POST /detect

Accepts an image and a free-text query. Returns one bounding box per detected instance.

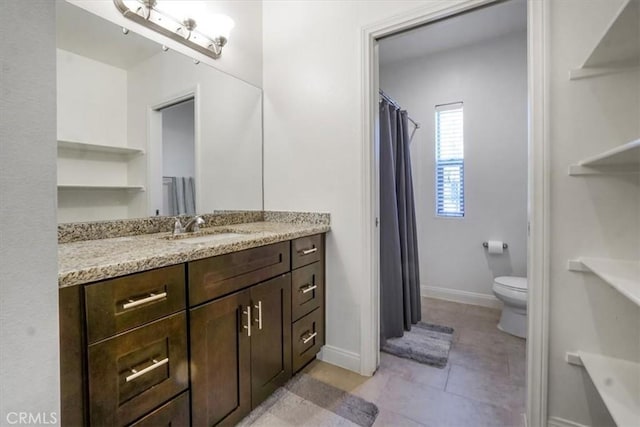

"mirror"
[56,0,263,223]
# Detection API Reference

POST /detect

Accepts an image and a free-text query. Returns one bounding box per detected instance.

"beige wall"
[0,0,60,423]
[262,0,466,370]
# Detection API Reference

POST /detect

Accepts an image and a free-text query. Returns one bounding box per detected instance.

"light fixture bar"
[113,0,225,60]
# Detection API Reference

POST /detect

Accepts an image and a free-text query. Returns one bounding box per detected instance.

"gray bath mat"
[381,322,454,368]
[238,373,379,427]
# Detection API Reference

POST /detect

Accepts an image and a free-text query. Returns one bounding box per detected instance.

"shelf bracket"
[567,259,591,272]
[566,352,584,367]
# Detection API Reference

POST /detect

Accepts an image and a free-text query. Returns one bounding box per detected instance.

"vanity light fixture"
[113,0,234,60]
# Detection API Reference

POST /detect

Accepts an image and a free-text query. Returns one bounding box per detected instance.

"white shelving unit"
[566,3,640,424]
[57,185,145,191]
[566,352,640,427]
[568,257,640,306]
[57,140,145,192]
[57,140,144,156]
[569,0,640,80]
[568,139,640,175]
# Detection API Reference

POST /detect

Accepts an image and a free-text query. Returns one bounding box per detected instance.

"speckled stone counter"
[59,221,330,288]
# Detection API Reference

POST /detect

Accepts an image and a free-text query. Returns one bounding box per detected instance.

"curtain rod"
[379,89,420,130]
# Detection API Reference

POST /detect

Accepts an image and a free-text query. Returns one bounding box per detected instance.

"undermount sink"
[162,227,253,242]
[177,232,247,244]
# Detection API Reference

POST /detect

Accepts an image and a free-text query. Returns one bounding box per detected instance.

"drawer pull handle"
[254,301,263,330]
[122,292,167,310]
[299,284,318,294]
[301,331,317,344]
[125,357,169,382]
[243,306,252,337]
[301,248,317,255]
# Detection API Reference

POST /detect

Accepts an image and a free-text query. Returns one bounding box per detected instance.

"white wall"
[127,50,262,217]
[56,48,136,223]
[546,0,640,425]
[69,0,263,88]
[57,49,127,146]
[263,0,468,371]
[0,0,60,423]
[162,100,196,178]
[380,32,528,302]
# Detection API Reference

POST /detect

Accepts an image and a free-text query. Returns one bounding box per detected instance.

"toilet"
[492,276,527,338]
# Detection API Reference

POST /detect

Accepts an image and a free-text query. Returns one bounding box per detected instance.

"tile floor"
[303,297,527,427]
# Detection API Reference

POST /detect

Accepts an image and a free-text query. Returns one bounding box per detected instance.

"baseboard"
[421,285,502,309]
[548,416,590,427]
[317,345,361,373]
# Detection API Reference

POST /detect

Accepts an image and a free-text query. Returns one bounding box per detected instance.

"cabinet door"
[250,274,292,408]
[190,290,251,426]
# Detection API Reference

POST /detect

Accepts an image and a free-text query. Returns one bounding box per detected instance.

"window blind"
[435,102,464,217]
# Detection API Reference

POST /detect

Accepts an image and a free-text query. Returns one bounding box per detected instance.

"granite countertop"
[58,221,330,288]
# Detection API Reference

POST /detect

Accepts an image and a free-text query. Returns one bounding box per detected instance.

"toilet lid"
[495,276,527,290]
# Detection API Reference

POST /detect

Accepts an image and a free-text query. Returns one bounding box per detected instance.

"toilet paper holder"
[482,242,508,249]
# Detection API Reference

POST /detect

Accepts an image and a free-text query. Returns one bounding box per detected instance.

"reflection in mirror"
[55,0,263,223]
[160,99,196,216]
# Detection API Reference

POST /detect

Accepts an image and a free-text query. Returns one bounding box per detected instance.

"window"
[435,102,464,217]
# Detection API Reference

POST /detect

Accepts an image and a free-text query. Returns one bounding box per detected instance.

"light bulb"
[155,1,205,24]
[202,14,234,41]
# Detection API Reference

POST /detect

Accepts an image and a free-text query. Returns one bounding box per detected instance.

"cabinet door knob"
[122,291,167,310]
[254,301,263,330]
[301,331,317,344]
[125,357,169,382]
[243,306,252,337]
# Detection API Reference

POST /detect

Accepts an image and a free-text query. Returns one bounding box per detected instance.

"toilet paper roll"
[487,240,504,254]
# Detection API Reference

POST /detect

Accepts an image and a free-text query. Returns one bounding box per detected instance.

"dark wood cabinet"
[190,289,252,426]
[129,391,190,427]
[250,274,292,408]
[87,312,189,427]
[85,265,186,344]
[189,241,290,306]
[290,234,326,374]
[60,234,325,427]
[189,274,292,426]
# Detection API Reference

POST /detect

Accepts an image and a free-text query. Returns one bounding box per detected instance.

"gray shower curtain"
[379,99,421,341]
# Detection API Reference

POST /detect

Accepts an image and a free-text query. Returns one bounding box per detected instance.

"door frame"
[359,1,550,426]
[148,86,201,216]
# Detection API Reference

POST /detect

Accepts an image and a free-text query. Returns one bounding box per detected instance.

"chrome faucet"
[173,215,205,235]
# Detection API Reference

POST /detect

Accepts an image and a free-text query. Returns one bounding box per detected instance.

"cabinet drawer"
[291,234,323,270]
[291,262,324,321]
[292,308,324,373]
[88,312,189,427]
[129,391,190,427]
[188,241,290,306]
[85,265,186,344]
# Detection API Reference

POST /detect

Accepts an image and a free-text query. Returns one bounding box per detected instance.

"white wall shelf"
[57,140,144,156]
[566,351,640,427]
[568,139,640,175]
[569,0,639,81]
[58,185,145,191]
[567,257,640,306]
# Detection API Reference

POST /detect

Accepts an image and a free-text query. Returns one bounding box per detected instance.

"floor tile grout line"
[443,387,526,415]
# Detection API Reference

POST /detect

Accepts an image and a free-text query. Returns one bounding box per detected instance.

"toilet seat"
[494,276,527,291]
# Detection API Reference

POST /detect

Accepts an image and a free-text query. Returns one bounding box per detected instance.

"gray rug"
[238,374,379,427]
[381,322,454,368]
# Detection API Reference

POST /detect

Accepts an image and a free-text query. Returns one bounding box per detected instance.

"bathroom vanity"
[58,216,328,426]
